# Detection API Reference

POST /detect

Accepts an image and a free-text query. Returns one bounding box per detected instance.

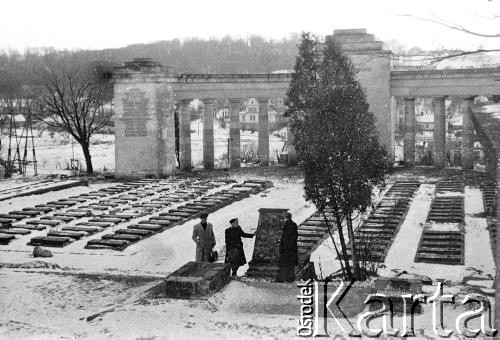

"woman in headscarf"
[224,218,255,276]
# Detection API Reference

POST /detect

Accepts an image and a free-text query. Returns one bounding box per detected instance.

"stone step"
[418,246,462,255]
[415,253,462,265]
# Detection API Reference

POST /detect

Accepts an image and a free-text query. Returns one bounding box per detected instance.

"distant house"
[239,98,287,131]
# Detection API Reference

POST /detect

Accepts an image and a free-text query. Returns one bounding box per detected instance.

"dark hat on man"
[200,212,208,219]
[229,218,238,224]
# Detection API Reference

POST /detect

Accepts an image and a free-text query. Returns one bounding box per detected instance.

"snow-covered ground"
[0,171,497,339]
[0,120,286,174]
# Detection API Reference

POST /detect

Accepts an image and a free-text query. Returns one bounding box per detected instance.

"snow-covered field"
[0,120,286,174]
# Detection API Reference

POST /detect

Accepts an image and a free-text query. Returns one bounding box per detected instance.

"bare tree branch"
[399,14,500,38]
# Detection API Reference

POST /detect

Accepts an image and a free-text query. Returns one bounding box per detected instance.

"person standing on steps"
[192,212,216,262]
[276,211,298,282]
[224,218,255,276]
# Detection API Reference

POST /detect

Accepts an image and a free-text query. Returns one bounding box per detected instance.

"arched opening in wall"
[240,98,260,165]
[189,99,204,169]
[472,96,496,173]
[214,99,230,168]
[414,98,435,166]
[239,97,287,166]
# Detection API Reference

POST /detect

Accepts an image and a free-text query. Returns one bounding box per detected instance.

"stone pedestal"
[179,99,192,171]
[247,208,288,279]
[164,262,230,299]
[403,98,416,165]
[202,99,215,170]
[461,98,474,170]
[433,97,447,168]
[257,98,270,166]
[229,99,241,168]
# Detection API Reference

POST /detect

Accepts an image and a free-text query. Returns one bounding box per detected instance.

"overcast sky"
[1,0,499,52]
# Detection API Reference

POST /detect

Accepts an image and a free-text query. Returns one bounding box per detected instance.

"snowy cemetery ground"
[0,167,497,339]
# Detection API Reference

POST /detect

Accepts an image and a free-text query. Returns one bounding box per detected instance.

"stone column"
[257,97,270,166]
[156,84,176,177]
[403,97,416,165]
[178,99,192,171]
[461,97,475,170]
[202,98,215,170]
[228,98,241,168]
[433,97,447,168]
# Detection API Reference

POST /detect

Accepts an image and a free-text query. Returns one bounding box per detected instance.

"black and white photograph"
[0,0,499,338]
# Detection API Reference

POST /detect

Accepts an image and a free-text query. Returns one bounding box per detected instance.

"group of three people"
[192,211,298,281]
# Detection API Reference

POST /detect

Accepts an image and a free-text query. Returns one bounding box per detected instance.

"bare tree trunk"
[346,213,361,280]
[81,143,93,174]
[495,180,500,335]
[336,217,352,280]
[321,211,345,279]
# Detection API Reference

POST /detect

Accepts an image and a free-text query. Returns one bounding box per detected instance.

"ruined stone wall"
[114,81,176,177]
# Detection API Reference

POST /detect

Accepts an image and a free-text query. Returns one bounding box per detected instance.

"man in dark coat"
[225,218,254,276]
[276,212,298,282]
[192,212,216,262]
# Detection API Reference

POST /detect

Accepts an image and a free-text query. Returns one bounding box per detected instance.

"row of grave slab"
[0,178,272,251]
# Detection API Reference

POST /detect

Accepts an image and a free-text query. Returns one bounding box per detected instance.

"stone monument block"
[246,208,288,278]
[164,262,230,299]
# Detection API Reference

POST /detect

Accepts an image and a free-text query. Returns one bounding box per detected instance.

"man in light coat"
[192,212,216,262]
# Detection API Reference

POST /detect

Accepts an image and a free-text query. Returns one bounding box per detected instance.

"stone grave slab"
[77,221,113,228]
[0,233,16,244]
[63,226,102,234]
[2,228,31,235]
[50,215,75,222]
[48,230,86,240]
[128,224,163,232]
[164,262,230,299]
[144,219,174,226]
[1,214,25,220]
[27,219,61,226]
[88,205,109,210]
[88,217,122,224]
[67,197,88,203]
[10,210,40,217]
[15,224,46,231]
[102,233,141,242]
[115,228,153,237]
[56,200,78,206]
[85,239,129,250]
[29,236,72,247]
[0,218,14,225]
